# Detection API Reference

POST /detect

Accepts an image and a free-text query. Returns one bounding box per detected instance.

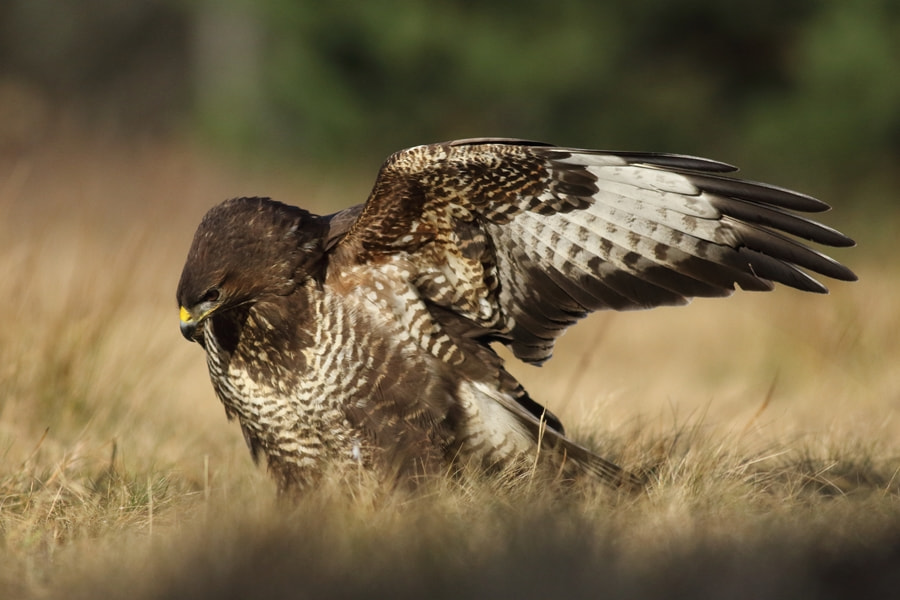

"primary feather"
[176,139,855,491]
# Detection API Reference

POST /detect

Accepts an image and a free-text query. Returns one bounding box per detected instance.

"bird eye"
[201,288,220,304]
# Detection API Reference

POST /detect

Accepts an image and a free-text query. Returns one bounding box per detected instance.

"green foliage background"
[0,4,896,597]
[215,0,899,195]
[2,0,898,199]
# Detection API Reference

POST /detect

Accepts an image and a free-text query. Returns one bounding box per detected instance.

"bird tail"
[534,421,643,490]
[491,379,643,490]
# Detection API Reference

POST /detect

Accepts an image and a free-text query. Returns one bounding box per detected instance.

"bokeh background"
[2,0,899,198]
[1,2,898,599]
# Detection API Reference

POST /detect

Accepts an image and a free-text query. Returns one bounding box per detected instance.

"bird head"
[176,197,325,343]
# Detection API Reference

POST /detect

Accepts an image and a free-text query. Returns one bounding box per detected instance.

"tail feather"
[540,425,644,490]
[490,377,643,490]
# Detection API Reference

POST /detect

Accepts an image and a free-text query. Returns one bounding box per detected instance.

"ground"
[0,129,896,599]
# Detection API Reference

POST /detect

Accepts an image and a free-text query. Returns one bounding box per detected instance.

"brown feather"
[176,140,855,492]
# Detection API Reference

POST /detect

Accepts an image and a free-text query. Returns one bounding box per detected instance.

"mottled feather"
[176,139,855,492]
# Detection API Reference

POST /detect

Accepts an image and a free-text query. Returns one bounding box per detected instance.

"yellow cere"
[179,306,193,323]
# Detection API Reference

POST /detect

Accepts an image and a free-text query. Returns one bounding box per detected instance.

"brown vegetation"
[1,130,896,599]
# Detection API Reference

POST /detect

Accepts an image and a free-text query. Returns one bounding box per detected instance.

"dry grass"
[1,128,898,599]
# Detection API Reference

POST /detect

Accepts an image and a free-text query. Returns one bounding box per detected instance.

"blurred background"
[1,0,898,208]
[0,0,894,459]
[0,4,897,597]
[0,0,894,484]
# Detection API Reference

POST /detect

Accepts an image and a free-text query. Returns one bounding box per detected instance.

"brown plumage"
[176,139,856,492]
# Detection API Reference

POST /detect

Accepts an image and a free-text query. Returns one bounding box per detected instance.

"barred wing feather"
[338,138,856,364]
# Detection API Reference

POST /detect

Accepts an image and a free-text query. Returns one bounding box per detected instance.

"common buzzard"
[176,139,855,491]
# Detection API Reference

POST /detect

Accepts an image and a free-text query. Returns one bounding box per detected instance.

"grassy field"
[1,130,897,599]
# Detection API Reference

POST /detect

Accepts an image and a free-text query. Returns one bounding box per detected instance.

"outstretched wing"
[335,138,856,364]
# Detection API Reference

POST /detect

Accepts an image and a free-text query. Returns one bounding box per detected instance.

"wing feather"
[335,139,856,363]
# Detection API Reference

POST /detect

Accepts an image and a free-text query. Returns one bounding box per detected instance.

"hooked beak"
[179,306,199,342]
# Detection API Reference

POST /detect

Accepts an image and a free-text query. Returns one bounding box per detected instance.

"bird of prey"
[176,138,856,491]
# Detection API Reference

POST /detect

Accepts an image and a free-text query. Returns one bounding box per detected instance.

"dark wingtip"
[835,234,857,249]
[842,269,860,283]
[625,152,739,173]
